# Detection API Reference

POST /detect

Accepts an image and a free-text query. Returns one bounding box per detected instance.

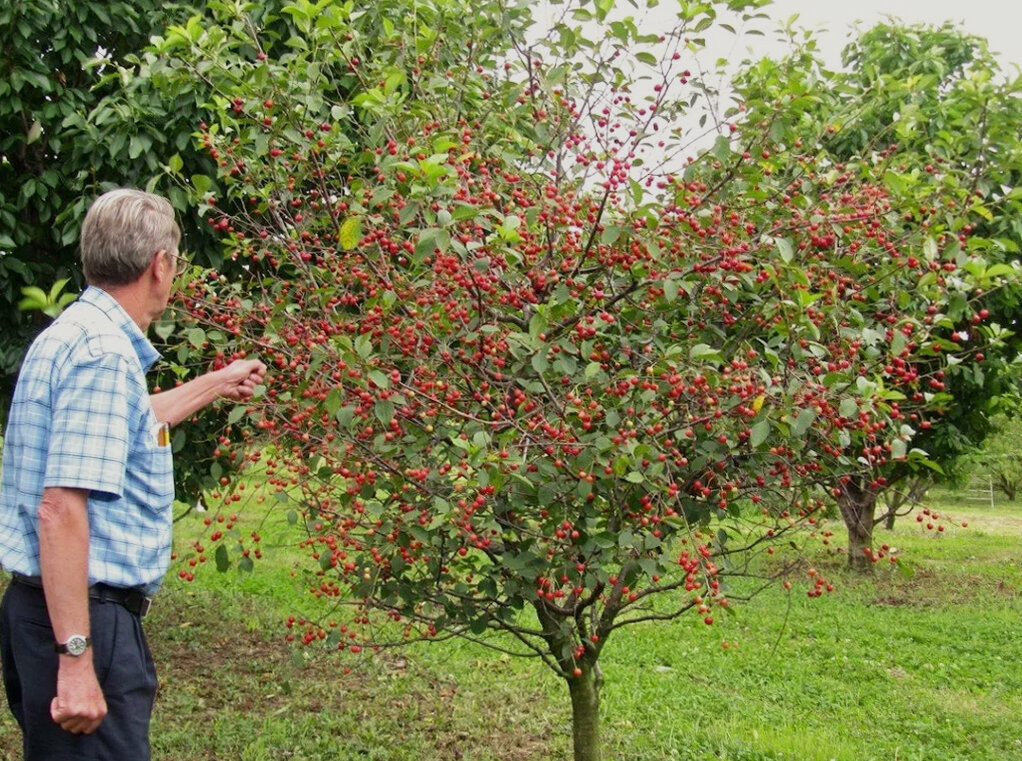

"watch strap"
[54,635,91,655]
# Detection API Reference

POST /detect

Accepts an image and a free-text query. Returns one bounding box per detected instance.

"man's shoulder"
[41,300,136,364]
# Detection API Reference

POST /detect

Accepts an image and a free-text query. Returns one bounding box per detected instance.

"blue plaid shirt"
[0,287,174,592]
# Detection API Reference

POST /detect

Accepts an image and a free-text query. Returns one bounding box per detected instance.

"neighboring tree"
[879,475,931,530]
[0,0,310,501]
[966,413,1022,501]
[730,20,1022,565]
[151,1,994,757]
[0,0,209,415]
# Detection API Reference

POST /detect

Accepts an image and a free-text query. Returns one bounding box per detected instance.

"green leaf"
[984,263,1016,278]
[339,217,362,250]
[191,174,213,195]
[383,69,406,95]
[749,420,770,448]
[601,225,622,245]
[792,408,817,437]
[529,313,548,339]
[594,0,613,21]
[26,120,42,144]
[335,405,356,427]
[374,400,395,425]
[839,399,858,419]
[227,405,247,426]
[712,135,731,162]
[215,544,230,572]
[48,277,70,302]
[186,328,206,349]
[355,334,373,359]
[154,320,175,341]
[17,286,48,312]
[324,389,342,418]
[690,344,720,361]
[128,133,152,160]
[776,238,794,263]
[415,228,449,258]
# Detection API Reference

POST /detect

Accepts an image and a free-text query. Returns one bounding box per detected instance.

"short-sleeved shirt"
[0,286,174,592]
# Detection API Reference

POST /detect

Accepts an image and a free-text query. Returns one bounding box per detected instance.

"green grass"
[1,494,1019,760]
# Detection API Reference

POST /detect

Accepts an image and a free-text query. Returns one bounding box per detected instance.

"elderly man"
[0,189,265,760]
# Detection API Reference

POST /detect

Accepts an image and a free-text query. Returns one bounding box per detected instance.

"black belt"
[10,574,152,619]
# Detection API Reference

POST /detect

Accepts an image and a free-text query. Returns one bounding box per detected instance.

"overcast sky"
[743,0,1021,68]
[536,1,1021,70]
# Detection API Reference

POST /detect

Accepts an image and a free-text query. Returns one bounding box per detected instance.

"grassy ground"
[0,493,1019,760]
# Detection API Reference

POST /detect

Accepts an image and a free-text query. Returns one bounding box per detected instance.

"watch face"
[65,635,89,656]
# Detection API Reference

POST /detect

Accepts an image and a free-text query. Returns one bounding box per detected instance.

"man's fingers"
[51,696,106,735]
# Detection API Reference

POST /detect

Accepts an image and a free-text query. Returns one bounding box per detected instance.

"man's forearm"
[38,486,109,733]
[149,359,264,427]
[149,371,224,427]
[38,487,91,644]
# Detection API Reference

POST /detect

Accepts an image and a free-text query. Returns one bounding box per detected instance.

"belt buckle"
[139,596,153,619]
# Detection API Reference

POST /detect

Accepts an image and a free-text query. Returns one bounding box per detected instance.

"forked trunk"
[837,479,877,572]
[567,662,602,761]
[882,476,930,530]
[535,600,605,761]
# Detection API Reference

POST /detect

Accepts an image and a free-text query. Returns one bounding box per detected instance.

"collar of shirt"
[77,286,162,372]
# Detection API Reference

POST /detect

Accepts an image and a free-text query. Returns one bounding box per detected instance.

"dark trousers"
[0,580,157,761]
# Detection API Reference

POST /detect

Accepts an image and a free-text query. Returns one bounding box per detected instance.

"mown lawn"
[1,493,1019,760]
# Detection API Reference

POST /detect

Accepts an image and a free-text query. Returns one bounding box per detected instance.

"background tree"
[1,0,326,500]
[0,0,210,414]
[145,1,997,758]
[729,20,1022,566]
[965,411,1022,501]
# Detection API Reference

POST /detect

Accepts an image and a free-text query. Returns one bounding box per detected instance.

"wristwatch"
[55,634,91,656]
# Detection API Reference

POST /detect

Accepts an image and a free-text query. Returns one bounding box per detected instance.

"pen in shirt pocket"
[153,421,170,447]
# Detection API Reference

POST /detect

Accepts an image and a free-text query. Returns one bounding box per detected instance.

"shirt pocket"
[140,412,175,510]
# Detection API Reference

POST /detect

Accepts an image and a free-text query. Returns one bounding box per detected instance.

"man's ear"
[152,249,172,282]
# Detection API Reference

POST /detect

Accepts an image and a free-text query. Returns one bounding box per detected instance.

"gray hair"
[80,189,181,286]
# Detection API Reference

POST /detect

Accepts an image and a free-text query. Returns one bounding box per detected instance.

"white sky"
[739,0,1022,68]
[535,1,1021,69]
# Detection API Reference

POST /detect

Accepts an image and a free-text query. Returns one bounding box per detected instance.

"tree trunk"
[882,476,930,530]
[534,600,605,761]
[567,662,602,761]
[994,474,1016,501]
[837,479,878,572]
[883,504,898,531]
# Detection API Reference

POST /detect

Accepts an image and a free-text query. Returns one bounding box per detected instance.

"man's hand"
[216,359,267,401]
[51,655,107,734]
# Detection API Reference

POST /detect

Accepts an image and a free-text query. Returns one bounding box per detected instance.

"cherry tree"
[148,0,996,757]
[727,20,1022,564]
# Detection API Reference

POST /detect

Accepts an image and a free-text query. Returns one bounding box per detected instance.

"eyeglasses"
[164,249,190,276]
